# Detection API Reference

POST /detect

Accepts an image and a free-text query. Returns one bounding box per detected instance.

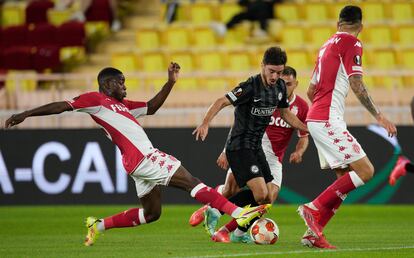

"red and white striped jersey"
[67,92,151,174]
[262,94,309,162]
[307,32,363,122]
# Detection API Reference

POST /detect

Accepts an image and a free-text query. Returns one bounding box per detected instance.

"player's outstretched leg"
[189,205,208,227]
[84,217,102,246]
[389,156,411,186]
[301,229,336,249]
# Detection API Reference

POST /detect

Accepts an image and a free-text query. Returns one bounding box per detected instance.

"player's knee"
[144,209,161,223]
[361,163,375,182]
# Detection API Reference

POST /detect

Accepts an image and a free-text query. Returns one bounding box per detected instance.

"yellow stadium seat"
[385,2,413,23]
[308,26,335,47]
[395,26,414,47]
[303,3,328,23]
[226,51,252,72]
[1,3,26,26]
[279,26,306,48]
[362,26,392,47]
[60,47,86,63]
[221,22,250,47]
[192,26,217,49]
[162,26,191,50]
[112,52,138,72]
[85,21,110,38]
[139,51,166,72]
[6,71,37,92]
[365,49,396,70]
[47,9,72,26]
[286,50,311,71]
[218,2,243,23]
[274,3,300,22]
[168,51,195,72]
[176,78,199,90]
[373,76,404,89]
[195,50,224,72]
[136,29,160,51]
[328,3,346,20]
[363,75,375,89]
[146,78,167,91]
[189,3,214,24]
[199,77,229,91]
[360,2,385,23]
[397,48,414,69]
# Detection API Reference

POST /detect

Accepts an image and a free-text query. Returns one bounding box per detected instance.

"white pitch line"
[175,245,414,258]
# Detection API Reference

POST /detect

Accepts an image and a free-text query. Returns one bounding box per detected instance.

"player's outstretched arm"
[5,101,72,128]
[289,136,309,164]
[147,62,180,115]
[193,96,231,141]
[280,108,308,132]
[349,74,397,137]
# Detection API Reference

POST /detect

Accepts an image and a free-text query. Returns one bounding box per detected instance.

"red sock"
[103,208,147,230]
[223,219,238,232]
[319,196,344,230]
[191,183,239,217]
[313,171,363,210]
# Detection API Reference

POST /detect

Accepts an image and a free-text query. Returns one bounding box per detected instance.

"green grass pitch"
[1,205,414,258]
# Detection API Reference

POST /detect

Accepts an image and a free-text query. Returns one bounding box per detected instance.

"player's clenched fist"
[168,62,180,83]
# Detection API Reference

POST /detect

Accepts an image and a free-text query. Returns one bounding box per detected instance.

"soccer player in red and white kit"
[4,63,270,246]
[298,6,397,249]
[189,66,310,243]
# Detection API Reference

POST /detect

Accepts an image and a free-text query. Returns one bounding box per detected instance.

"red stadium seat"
[0,25,28,48]
[33,46,61,71]
[25,0,54,24]
[2,46,33,70]
[27,23,58,47]
[57,21,86,47]
[85,0,113,22]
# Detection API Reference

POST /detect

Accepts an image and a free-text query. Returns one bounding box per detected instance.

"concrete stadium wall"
[0,126,413,205]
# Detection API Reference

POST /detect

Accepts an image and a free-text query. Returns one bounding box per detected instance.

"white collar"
[289,93,296,105]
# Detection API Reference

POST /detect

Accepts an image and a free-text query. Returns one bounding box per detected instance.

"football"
[249,218,279,245]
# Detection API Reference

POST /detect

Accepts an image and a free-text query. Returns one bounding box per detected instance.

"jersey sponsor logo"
[269,116,292,128]
[110,104,129,113]
[250,165,259,174]
[354,41,362,48]
[253,98,261,102]
[353,55,362,65]
[278,92,283,101]
[250,106,276,116]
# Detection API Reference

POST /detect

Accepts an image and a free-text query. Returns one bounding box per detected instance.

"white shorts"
[308,120,366,170]
[130,149,181,198]
[227,151,282,188]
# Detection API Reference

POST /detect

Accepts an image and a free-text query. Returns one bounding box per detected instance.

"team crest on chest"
[290,105,298,115]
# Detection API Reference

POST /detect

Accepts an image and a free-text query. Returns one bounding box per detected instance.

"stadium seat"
[362,26,392,47]
[2,46,33,70]
[27,23,58,47]
[5,70,37,92]
[194,50,224,72]
[279,26,306,48]
[328,3,347,20]
[199,77,229,91]
[25,0,54,24]
[162,26,191,50]
[360,2,385,23]
[397,48,414,69]
[365,49,396,70]
[303,3,328,23]
[136,28,160,51]
[175,78,199,90]
[85,21,110,38]
[168,51,195,72]
[1,25,28,48]
[1,2,26,26]
[32,46,61,71]
[286,49,312,71]
[57,21,86,47]
[395,26,414,47]
[188,2,214,24]
[226,51,252,72]
[308,26,335,47]
[139,51,166,72]
[217,2,243,23]
[47,9,73,26]
[192,26,217,49]
[221,23,250,47]
[85,0,113,22]
[385,2,413,23]
[274,3,300,22]
[111,52,138,72]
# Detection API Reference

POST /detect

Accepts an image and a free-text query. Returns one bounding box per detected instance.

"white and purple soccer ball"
[249,218,279,245]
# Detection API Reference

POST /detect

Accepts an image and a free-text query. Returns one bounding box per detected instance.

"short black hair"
[97,67,123,87]
[282,66,296,79]
[262,46,287,66]
[339,5,362,24]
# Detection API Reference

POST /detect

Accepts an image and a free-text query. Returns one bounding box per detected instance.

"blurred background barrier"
[1,126,413,205]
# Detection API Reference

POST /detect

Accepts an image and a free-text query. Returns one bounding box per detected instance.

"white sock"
[96,219,105,232]
[211,208,222,218]
[234,228,245,237]
[306,202,318,210]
